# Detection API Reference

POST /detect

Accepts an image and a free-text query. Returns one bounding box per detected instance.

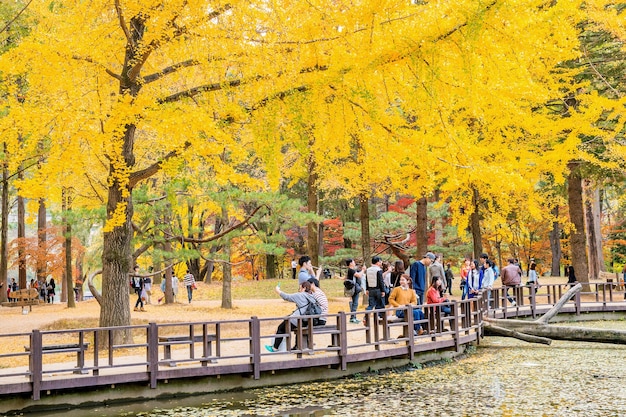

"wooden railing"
[1,283,625,401]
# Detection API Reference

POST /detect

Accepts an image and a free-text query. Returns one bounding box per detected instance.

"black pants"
[273,321,296,350]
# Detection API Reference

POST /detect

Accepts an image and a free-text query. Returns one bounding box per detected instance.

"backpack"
[305,299,322,317]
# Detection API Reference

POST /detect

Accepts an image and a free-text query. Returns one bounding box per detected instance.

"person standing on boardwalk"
[345,259,365,323]
[409,252,434,305]
[430,254,447,296]
[183,270,196,304]
[365,256,386,314]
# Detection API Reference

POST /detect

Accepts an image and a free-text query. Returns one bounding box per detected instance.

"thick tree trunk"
[567,161,589,288]
[266,254,277,279]
[415,196,428,258]
[584,181,604,277]
[469,187,482,259]
[100,173,133,343]
[549,205,562,276]
[0,148,9,302]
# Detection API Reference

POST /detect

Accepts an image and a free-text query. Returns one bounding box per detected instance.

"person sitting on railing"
[307,278,328,326]
[388,274,425,336]
[501,258,522,306]
[426,276,451,316]
[265,281,317,353]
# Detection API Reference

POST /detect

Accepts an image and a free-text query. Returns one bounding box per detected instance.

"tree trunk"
[415,196,428,258]
[584,181,604,276]
[469,187,482,259]
[204,215,223,284]
[266,254,277,279]
[17,175,26,290]
[359,193,371,265]
[307,162,319,266]
[163,241,174,304]
[567,161,589,288]
[221,206,232,309]
[62,190,75,308]
[549,205,562,276]
[0,146,9,302]
[100,172,134,343]
[39,198,56,300]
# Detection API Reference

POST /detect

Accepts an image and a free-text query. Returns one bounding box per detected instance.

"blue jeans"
[396,308,424,331]
[416,292,424,306]
[186,286,193,303]
[349,291,360,320]
[366,289,385,318]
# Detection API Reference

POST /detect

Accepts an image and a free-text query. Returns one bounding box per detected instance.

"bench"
[24,342,90,374]
[293,323,339,357]
[2,288,40,311]
[600,271,622,290]
[158,334,217,366]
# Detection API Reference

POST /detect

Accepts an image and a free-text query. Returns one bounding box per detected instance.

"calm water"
[36,320,626,417]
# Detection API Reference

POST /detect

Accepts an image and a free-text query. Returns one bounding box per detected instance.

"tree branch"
[164,205,265,244]
[128,141,191,188]
[0,0,32,35]
[114,0,133,48]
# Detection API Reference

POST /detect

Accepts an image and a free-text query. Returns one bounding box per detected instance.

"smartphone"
[277,282,281,288]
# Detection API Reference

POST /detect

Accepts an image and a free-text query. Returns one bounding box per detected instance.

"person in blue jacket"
[409,252,435,305]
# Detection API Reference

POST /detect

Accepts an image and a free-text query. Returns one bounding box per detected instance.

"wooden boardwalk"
[0,282,625,413]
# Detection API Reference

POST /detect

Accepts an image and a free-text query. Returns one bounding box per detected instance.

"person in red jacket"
[426,276,451,316]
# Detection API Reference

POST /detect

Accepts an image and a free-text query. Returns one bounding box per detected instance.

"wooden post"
[338,312,347,371]
[30,330,42,401]
[148,323,158,389]
[407,305,415,358]
[249,317,260,380]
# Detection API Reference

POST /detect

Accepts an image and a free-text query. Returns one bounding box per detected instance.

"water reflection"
[38,320,626,417]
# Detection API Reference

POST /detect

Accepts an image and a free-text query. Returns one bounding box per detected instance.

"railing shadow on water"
[1,282,625,402]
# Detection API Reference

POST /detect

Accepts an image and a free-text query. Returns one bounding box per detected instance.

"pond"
[39,320,626,417]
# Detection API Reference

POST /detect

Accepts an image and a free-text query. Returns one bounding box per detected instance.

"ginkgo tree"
[1,0,623,340]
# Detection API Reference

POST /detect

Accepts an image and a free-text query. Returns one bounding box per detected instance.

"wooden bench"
[24,342,90,374]
[2,288,40,310]
[294,323,339,357]
[158,334,217,366]
[600,271,622,290]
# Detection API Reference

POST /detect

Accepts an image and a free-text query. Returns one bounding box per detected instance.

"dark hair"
[480,253,489,259]
[394,261,405,274]
[345,259,353,267]
[307,278,320,288]
[530,263,536,270]
[431,275,440,286]
[472,260,480,269]
[507,258,515,264]
[372,256,381,265]
[300,281,312,293]
[298,255,311,267]
[382,261,390,272]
